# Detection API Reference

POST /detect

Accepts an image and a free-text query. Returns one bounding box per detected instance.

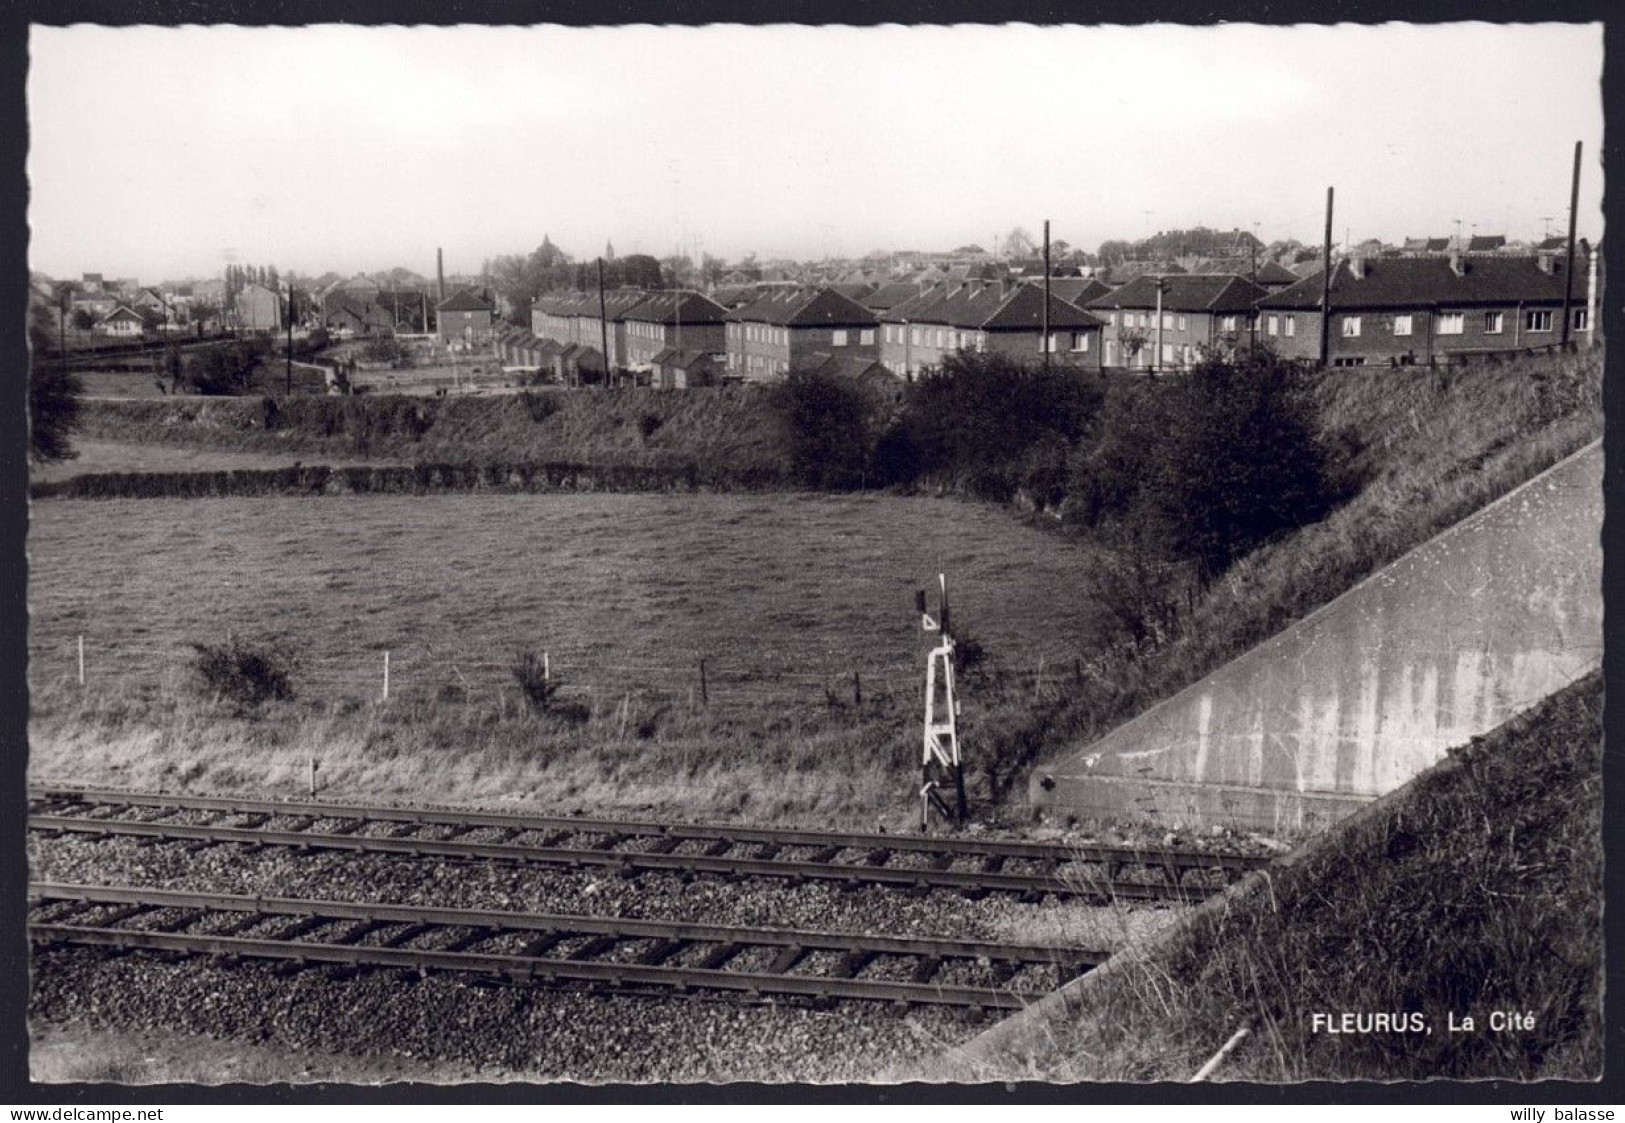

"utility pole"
[1042,219,1051,370]
[1561,140,1582,346]
[285,281,294,395]
[597,257,610,387]
[1320,186,1335,368]
[1153,277,1165,374]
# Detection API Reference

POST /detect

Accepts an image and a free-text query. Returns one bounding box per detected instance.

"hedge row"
[31,460,793,500]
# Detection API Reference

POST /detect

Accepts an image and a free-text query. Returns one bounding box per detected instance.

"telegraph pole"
[1042,219,1051,370]
[1561,140,1582,346]
[285,281,294,395]
[1153,277,1165,374]
[1320,186,1335,368]
[597,257,610,386]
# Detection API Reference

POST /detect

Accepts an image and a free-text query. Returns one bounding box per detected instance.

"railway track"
[30,882,1099,1010]
[30,786,1269,901]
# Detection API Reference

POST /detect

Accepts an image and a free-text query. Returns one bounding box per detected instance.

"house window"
[1285,316,1296,338]
[911,327,921,345]
[1526,310,1554,333]
[1341,316,1362,337]
[1436,313,1463,336]
[1573,308,1589,331]
[1176,314,1188,331]
[1393,314,1414,337]
[1219,314,1238,333]
[1266,315,1279,337]
[832,330,848,346]
[1484,311,1504,334]
[1160,342,1174,364]
[1109,311,1118,326]
[1161,313,1173,330]
[1071,332,1090,352]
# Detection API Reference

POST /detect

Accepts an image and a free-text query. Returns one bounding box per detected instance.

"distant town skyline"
[27,22,1603,283]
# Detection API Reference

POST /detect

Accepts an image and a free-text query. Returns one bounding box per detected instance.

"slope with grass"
[985,348,1603,813]
[74,385,789,479]
[942,671,1602,1082]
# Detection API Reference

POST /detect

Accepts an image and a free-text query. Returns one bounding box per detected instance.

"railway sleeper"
[702,839,734,857]
[267,915,333,943]
[518,931,570,959]
[637,938,688,966]
[980,855,1007,875]
[568,934,620,962]
[833,950,876,979]
[767,945,804,974]
[910,956,943,985]
[698,942,744,970]
[645,837,683,855]
[380,923,436,949]
[441,927,499,954]
[149,910,205,935]
[331,919,391,946]
[591,833,631,852]
[863,848,892,867]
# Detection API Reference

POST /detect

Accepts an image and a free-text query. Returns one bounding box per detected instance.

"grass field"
[28,492,1109,827]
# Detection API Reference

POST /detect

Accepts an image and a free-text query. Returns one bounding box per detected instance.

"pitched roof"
[1257,255,1592,311]
[1087,274,1268,314]
[650,346,718,368]
[861,282,929,312]
[795,353,896,383]
[725,287,879,328]
[619,290,729,326]
[1467,234,1507,252]
[96,304,144,325]
[878,281,1103,331]
[437,288,493,312]
[1045,278,1113,306]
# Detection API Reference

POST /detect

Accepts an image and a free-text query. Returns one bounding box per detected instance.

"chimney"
[1537,252,1556,275]
[1448,252,1466,277]
[1349,255,1367,280]
[436,248,445,301]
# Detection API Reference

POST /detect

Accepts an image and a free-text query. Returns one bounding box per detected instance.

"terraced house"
[620,291,730,371]
[877,281,1106,377]
[1087,273,1268,370]
[723,288,880,382]
[1254,253,1595,366]
[530,289,651,369]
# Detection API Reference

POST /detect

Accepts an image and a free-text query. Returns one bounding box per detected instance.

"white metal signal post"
[918,574,967,829]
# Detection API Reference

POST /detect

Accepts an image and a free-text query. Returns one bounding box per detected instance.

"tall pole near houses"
[1153,278,1164,375]
[1560,140,1582,346]
[1042,219,1051,370]
[597,257,610,387]
[1319,186,1335,368]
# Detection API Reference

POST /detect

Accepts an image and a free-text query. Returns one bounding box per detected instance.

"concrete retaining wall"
[1030,440,1602,832]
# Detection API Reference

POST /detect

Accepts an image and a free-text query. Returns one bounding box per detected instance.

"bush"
[769,368,882,489]
[892,353,1107,498]
[188,636,297,707]
[29,363,83,463]
[511,648,562,714]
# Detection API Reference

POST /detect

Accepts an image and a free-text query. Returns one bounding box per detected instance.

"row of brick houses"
[520,249,1596,384]
[1254,252,1594,366]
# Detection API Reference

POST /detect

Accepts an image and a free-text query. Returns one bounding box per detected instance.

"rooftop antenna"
[916,574,966,830]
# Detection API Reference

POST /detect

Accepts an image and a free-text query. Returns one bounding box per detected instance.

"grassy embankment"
[962,671,1603,1082]
[28,493,1111,829]
[981,347,1603,806]
[71,386,791,479]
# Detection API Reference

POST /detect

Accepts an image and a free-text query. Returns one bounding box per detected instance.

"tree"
[770,368,883,489]
[28,300,82,462]
[1004,227,1036,258]
[70,307,95,331]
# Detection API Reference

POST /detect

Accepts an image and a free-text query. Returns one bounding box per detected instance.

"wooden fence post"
[699,658,708,706]
[853,670,862,708]
[77,635,85,688]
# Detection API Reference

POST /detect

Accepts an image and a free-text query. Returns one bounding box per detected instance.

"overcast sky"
[27,22,1604,283]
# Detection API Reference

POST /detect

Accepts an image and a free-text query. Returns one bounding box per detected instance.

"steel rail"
[30,813,1184,900]
[30,883,1103,967]
[29,885,1085,1010]
[29,785,1266,874]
